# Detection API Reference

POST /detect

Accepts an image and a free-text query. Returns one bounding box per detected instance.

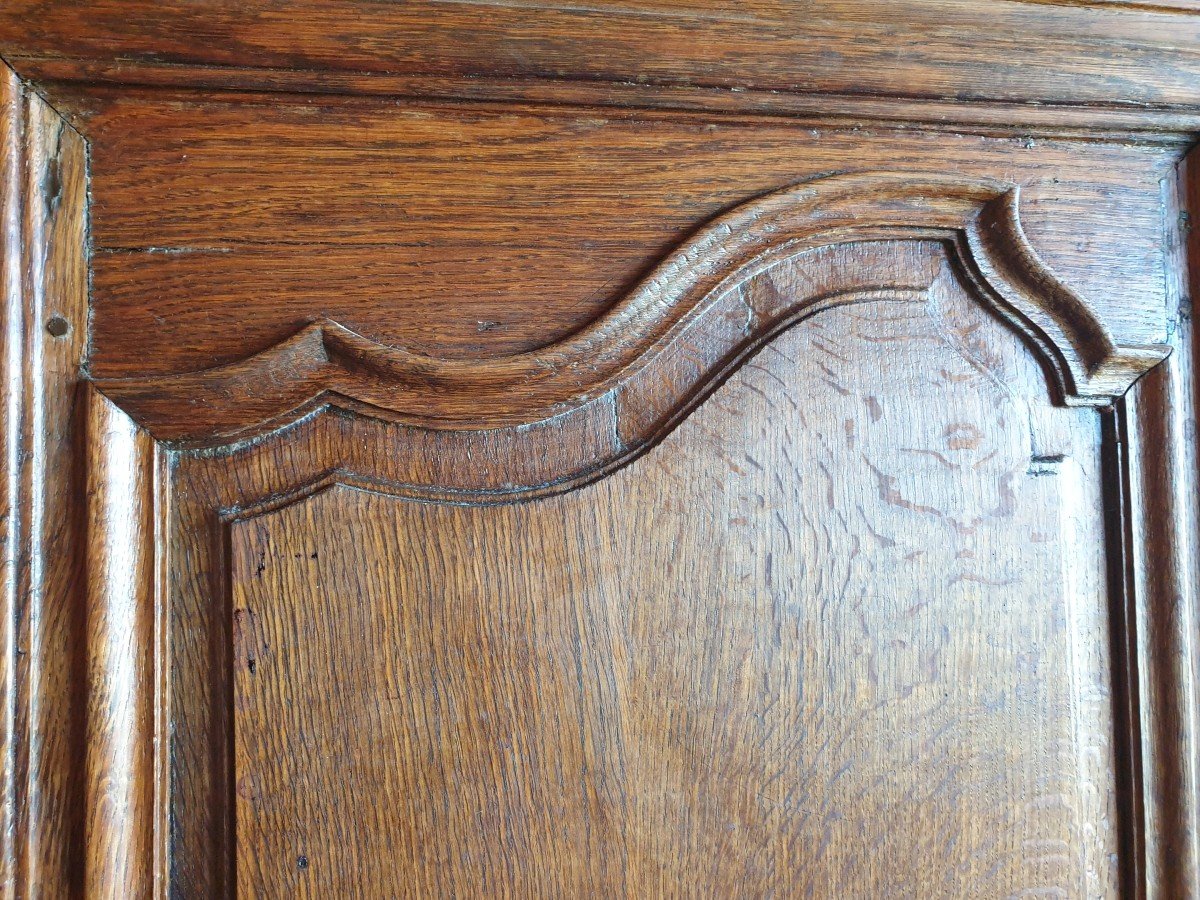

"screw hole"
[46,316,69,338]
[297,855,308,870]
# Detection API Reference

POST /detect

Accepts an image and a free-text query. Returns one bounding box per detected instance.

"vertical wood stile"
[1,63,89,898]
[84,389,157,897]
[1120,149,1200,899]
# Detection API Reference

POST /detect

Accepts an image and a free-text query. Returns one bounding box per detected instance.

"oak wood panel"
[135,242,1128,895]
[79,96,1179,378]
[224,282,1116,897]
[0,4,1195,896]
[4,0,1200,110]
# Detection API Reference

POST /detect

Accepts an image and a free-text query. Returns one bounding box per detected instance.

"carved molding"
[1,20,1195,891]
[94,172,1170,448]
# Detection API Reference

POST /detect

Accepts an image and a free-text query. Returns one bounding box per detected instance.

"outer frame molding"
[5,0,1200,115]
[1,64,89,898]
[1110,145,1200,898]
[93,173,1170,448]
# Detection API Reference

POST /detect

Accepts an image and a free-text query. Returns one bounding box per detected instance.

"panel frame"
[0,53,1197,899]
[0,64,89,899]
[7,0,1200,115]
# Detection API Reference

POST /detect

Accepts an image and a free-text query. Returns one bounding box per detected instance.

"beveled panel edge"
[82,388,161,899]
[91,172,1171,449]
[191,285,924,518]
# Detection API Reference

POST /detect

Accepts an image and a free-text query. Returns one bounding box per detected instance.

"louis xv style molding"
[1,3,1198,896]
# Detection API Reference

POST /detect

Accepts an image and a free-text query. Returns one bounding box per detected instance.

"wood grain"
[0,61,24,900]
[0,64,89,899]
[224,280,1116,896]
[4,0,1200,110]
[1112,144,1200,897]
[82,391,158,898]
[132,243,1123,894]
[75,96,1179,380]
[0,5,1195,896]
[20,61,1200,137]
[93,175,1170,446]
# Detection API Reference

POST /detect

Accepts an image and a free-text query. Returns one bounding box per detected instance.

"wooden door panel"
[225,281,1115,896]
[127,233,1126,895]
[2,6,1200,896]
[23,160,1195,896]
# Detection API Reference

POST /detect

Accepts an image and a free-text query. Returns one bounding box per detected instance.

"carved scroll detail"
[93,172,1169,447]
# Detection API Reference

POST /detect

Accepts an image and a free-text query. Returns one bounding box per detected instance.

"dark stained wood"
[90,177,1172,445]
[0,4,1197,898]
[5,0,1200,110]
[75,96,1180,379]
[0,63,89,898]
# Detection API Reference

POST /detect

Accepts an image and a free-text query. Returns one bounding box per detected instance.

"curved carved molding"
[93,172,1169,447]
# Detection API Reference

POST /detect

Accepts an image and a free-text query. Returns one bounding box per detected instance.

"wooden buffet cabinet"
[1,2,1198,896]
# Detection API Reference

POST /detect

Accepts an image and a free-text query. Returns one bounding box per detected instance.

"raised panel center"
[229,296,1115,897]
